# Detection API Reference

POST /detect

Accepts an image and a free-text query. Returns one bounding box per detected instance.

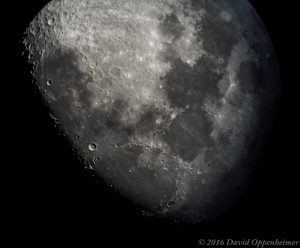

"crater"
[88,143,97,151]
[109,66,122,78]
[100,77,113,89]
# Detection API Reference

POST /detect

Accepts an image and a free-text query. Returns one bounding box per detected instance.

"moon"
[23,0,280,224]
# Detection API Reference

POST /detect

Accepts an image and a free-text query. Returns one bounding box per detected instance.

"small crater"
[217,57,224,64]
[137,158,147,168]
[28,53,34,60]
[79,24,87,32]
[87,82,98,92]
[47,18,55,26]
[46,80,52,86]
[93,71,103,81]
[155,118,162,124]
[82,56,88,63]
[167,201,176,208]
[114,144,120,149]
[74,101,81,107]
[54,119,60,124]
[110,66,122,78]
[89,61,97,69]
[75,135,80,140]
[147,162,156,169]
[129,168,135,173]
[88,143,97,151]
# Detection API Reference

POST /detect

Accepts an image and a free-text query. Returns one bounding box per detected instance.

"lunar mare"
[23,0,279,223]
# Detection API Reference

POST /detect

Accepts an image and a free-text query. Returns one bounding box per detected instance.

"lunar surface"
[23,0,279,224]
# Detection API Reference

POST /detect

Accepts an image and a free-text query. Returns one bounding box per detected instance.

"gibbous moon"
[23,0,280,224]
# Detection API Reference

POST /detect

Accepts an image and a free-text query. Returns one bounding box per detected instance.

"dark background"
[6,0,299,246]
